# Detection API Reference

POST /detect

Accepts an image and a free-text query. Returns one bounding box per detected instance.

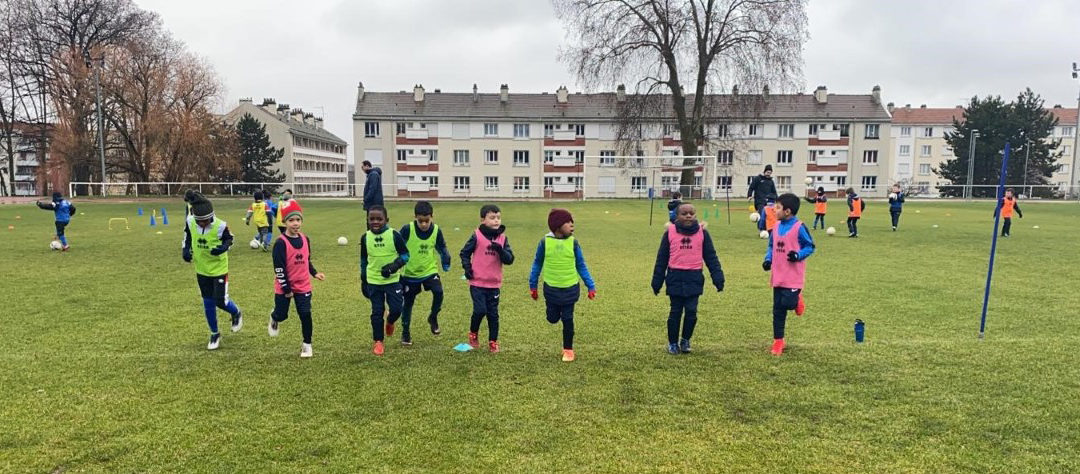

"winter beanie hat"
[189,192,214,220]
[547,208,573,233]
[282,200,303,221]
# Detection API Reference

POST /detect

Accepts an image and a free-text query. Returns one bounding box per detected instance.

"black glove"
[762,260,771,272]
[489,241,504,253]
[716,281,725,292]
[464,269,474,281]
[209,245,226,256]
[652,286,661,296]
[787,251,799,262]
[182,247,192,262]
[380,263,396,278]
[1017,213,1023,219]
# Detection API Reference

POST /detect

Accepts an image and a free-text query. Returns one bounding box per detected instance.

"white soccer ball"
[337,236,348,246]
[932,224,939,228]
[826,227,836,235]
[804,177,814,185]
[888,193,898,200]
[759,230,769,239]
[749,212,760,222]
[50,240,62,250]
[1032,225,1040,229]
[249,239,261,249]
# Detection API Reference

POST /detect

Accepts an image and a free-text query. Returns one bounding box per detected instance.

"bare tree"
[554,0,808,187]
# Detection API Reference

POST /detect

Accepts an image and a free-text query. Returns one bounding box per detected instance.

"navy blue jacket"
[889,191,905,211]
[651,221,724,297]
[362,167,383,211]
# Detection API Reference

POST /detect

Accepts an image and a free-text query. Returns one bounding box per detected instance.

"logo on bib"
[680,236,693,250]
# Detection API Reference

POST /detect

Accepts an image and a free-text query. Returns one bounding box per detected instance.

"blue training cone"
[453,343,474,352]
[162,212,169,226]
[149,214,157,227]
[137,207,143,216]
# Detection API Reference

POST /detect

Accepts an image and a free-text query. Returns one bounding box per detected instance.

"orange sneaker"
[795,293,806,316]
[770,338,785,356]
[489,340,500,353]
[372,340,385,356]
[468,332,479,349]
[561,349,575,362]
[385,323,395,336]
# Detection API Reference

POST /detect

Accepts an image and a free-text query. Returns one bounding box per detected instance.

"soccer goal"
[582,155,727,200]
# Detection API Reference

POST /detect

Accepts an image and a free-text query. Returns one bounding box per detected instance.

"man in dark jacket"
[747,165,777,211]
[361,160,384,212]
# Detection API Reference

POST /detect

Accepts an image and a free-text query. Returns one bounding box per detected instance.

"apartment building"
[352,83,892,200]
[0,122,52,196]
[888,105,963,195]
[225,98,349,196]
[1048,106,1078,192]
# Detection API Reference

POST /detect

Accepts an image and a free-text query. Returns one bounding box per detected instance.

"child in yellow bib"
[528,209,596,362]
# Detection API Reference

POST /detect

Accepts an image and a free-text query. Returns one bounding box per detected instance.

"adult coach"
[361,160,383,213]
[747,165,777,212]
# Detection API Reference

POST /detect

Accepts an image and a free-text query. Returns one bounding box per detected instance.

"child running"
[995,187,1023,237]
[245,191,271,251]
[888,184,905,231]
[804,187,827,230]
[845,187,865,238]
[275,189,295,235]
[36,192,75,250]
[528,208,597,362]
[392,201,452,344]
[359,205,409,356]
[267,201,325,357]
[652,203,725,354]
[761,193,815,356]
[460,204,515,353]
[758,194,779,234]
[182,191,243,350]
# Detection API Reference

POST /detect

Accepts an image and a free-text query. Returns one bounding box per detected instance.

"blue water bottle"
[854,319,865,343]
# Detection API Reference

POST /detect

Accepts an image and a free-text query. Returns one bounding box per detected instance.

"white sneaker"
[207,333,221,350]
[268,315,279,337]
[300,343,313,358]
[231,311,243,333]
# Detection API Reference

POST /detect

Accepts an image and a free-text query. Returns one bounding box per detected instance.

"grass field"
[2,197,1079,472]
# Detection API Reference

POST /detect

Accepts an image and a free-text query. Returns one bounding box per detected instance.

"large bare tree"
[554,0,808,186]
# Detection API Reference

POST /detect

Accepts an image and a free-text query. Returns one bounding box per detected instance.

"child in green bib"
[359,205,410,356]
[392,201,451,344]
[181,191,243,350]
[528,209,596,362]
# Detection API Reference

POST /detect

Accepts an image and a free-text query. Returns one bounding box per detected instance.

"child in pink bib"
[761,193,815,356]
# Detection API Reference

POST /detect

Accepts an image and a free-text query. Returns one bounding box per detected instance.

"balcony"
[15,173,35,181]
[406,182,431,192]
[406,155,429,167]
[405,129,429,140]
[552,183,577,193]
[553,130,576,141]
[552,156,576,168]
[818,130,841,140]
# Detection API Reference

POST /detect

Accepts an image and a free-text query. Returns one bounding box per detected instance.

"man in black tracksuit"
[747,165,778,212]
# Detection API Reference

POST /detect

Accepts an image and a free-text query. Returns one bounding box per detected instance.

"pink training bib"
[770,221,806,289]
[667,224,704,270]
[275,233,312,294]
[470,229,506,288]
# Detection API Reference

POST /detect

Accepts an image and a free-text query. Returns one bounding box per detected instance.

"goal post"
[582,155,726,201]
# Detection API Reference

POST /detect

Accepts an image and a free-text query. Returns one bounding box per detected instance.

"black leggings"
[469,286,501,341]
[1002,218,1012,236]
[667,295,699,344]
[812,214,825,229]
[546,302,576,349]
[772,287,801,339]
[890,209,901,228]
[272,292,313,344]
[847,217,859,235]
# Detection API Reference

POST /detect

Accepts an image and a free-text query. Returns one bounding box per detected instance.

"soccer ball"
[50,240,62,250]
[337,236,348,246]
[888,193,898,200]
[804,177,814,185]
[759,230,769,239]
[932,224,939,228]
[249,239,261,249]
[749,212,760,222]
[826,227,836,235]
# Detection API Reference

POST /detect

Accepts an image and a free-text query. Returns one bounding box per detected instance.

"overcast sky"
[138,0,1080,160]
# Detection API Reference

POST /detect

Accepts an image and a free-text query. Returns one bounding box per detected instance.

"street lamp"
[83,51,106,197]
[1023,139,1031,198]
[1071,62,1080,199]
[966,129,980,199]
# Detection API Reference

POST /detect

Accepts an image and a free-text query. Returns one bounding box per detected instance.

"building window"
[513,176,530,192]
[454,176,470,191]
[748,150,762,164]
[862,150,878,164]
[943,146,953,156]
[717,124,729,137]
[861,176,877,191]
[513,150,529,166]
[544,150,555,163]
[453,150,470,166]
[544,176,554,189]
[776,176,791,190]
[919,164,932,175]
[776,150,793,165]
[923,127,933,137]
[833,123,850,137]
[397,150,408,163]
[574,124,585,137]
[513,124,530,138]
[865,124,880,139]
[631,176,647,192]
[899,145,911,156]
[484,150,498,164]
[1064,145,1072,157]
[662,124,676,136]
[428,150,438,163]
[484,123,498,136]
[395,122,406,135]
[573,150,585,163]
[1058,164,1070,174]
[900,126,911,137]
[808,150,818,163]
[485,176,498,190]
[717,150,733,166]
[600,150,615,167]
[779,124,794,138]
[543,124,555,137]
[921,145,932,157]
[1064,126,1075,136]
[364,122,379,138]
[717,176,732,190]
[810,124,828,136]
[748,124,762,136]
[835,176,846,187]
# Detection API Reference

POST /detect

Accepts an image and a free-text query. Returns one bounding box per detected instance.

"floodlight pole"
[966,130,979,199]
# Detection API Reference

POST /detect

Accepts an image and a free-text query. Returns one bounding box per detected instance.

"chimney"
[556,85,569,104]
[814,85,827,104]
[887,102,895,114]
[277,104,289,117]
[871,85,881,105]
[239,97,252,104]
[920,104,926,109]
[616,84,626,103]
[905,104,911,110]
[472,83,479,103]
[762,84,770,98]
[314,117,324,129]
[303,113,314,125]
[290,108,303,122]
[260,98,276,113]
[357,82,365,102]
[732,85,739,95]
[500,84,509,103]
[413,84,425,102]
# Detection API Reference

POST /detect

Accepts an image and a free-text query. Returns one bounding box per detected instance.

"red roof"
[1049,107,1078,125]
[890,106,965,125]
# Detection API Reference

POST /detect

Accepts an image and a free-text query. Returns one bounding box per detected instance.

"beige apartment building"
[352,83,892,200]
[225,98,349,196]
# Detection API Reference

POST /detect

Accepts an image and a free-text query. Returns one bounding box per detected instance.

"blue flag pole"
[979,142,1011,339]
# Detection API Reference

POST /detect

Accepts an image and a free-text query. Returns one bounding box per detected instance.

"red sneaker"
[770,338,785,356]
[489,340,500,353]
[795,293,806,316]
[562,349,575,362]
[468,332,479,349]
[372,340,385,356]
[385,323,395,337]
